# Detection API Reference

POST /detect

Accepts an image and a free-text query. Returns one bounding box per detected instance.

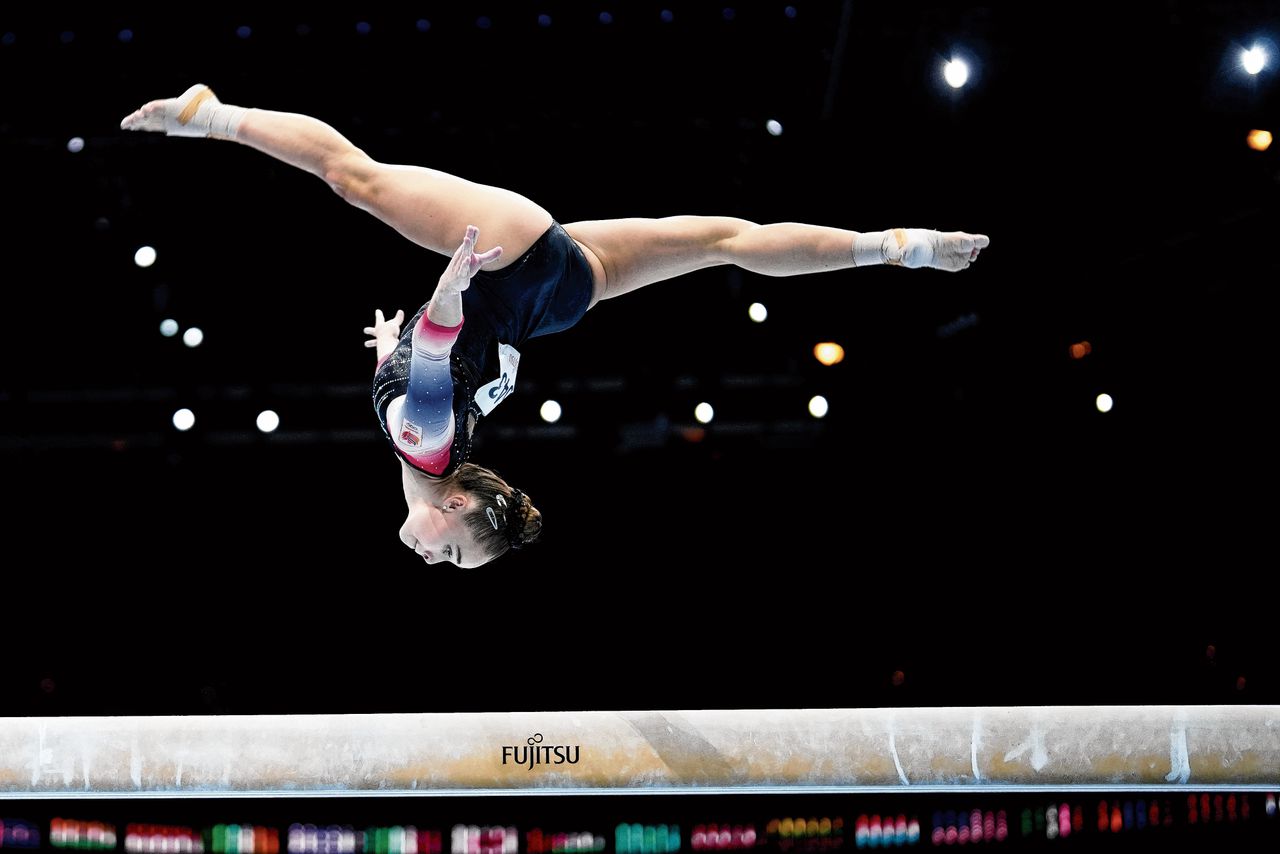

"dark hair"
[440,462,543,560]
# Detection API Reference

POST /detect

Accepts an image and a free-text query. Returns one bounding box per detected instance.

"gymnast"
[121,84,989,568]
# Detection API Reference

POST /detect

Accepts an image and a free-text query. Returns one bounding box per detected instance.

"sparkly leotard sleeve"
[377,313,463,476]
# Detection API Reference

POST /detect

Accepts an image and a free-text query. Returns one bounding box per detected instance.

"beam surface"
[1,707,1276,796]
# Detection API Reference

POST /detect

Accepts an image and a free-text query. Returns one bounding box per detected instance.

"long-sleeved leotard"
[371,223,597,476]
[378,313,463,475]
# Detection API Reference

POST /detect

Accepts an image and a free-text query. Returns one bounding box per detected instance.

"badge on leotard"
[475,342,521,415]
[399,418,423,448]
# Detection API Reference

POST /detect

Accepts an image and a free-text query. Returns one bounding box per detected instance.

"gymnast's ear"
[441,494,470,513]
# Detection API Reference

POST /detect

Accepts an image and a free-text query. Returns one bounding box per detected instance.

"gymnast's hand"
[364,309,404,357]
[437,225,503,294]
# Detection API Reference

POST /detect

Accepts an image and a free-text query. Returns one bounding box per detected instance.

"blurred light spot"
[784,6,798,18]
[236,25,252,39]
[660,9,674,22]
[1,33,16,47]
[476,16,492,29]
[538,14,552,27]
[892,670,905,686]
[808,395,829,418]
[67,136,85,153]
[766,119,783,136]
[1242,46,1267,75]
[355,21,372,35]
[296,23,312,36]
[134,245,157,267]
[599,11,614,24]
[1096,393,1114,413]
[416,19,431,32]
[814,342,845,365]
[540,400,562,423]
[694,402,714,423]
[723,8,736,20]
[60,31,75,44]
[183,327,204,348]
[1070,340,1092,359]
[173,409,195,431]
[944,58,970,88]
[937,312,980,338]
[256,410,280,433]
[159,319,179,337]
[118,29,134,43]
[748,302,768,322]
[1247,129,1272,151]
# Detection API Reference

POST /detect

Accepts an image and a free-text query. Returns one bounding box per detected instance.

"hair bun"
[504,489,542,549]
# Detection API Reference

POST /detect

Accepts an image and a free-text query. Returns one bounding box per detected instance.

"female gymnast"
[121,84,989,569]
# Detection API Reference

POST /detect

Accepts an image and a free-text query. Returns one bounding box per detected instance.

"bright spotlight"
[766,119,783,136]
[172,408,195,431]
[540,400,562,423]
[159,319,179,337]
[748,302,768,323]
[67,137,85,153]
[183,327,204,348]
[694,402,715,424]
[809,395,829,418]
[256,410,280,433]
[944,58,970,88]
[814,342,845,366]
[1096,393,1114,413]
[134,245,157,268]
[1243,46,1267,75]
[1247,129,1272,151]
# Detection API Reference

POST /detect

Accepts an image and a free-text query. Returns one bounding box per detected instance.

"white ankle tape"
[852,229,937,268]
[162,84,247,139]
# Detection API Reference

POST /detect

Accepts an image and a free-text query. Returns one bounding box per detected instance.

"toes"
[121,100,168,131]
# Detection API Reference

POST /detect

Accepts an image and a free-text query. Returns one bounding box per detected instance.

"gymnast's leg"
[120,84,551,266]
[563,216,989,303]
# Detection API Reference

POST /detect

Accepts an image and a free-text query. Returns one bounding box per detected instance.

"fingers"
[363,327,376,335]
[393,309,405,324]
[364,340,377,348]
[446,226,480,275]
[973,234,990,249]
[375,309,385,324]
[449,226,504,278]
[457,225,479,255]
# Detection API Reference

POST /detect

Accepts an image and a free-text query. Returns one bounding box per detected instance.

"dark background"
[1,2,1276,714]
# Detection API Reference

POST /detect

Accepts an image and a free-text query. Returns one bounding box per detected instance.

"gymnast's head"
[398,462,543,568]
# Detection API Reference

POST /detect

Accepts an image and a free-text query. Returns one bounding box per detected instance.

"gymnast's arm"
[378,227,502,474]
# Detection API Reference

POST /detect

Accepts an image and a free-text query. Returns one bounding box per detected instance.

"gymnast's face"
[399,494,489,569]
